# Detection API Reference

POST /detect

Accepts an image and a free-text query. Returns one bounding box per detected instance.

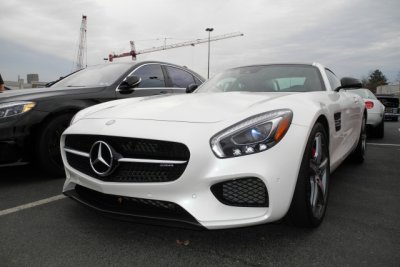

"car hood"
[0,86,104,102]
[84,92,298,123]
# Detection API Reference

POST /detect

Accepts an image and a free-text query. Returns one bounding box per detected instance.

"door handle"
[159,91,168,94]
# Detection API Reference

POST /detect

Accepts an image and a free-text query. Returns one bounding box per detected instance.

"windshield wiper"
[66,85,85,87]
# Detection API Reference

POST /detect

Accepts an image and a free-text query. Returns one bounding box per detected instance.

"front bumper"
[62,118,309,229]
[0,110,47,164]
[0,116,30,164]
[384,107,400,118]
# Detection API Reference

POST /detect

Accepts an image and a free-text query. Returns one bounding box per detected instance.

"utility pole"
[205,28,214,79]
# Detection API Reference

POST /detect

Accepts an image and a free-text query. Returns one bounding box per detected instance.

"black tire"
[394,116,399,122]
[288,122,330,228]
[349,115,366,164]
[35,113,74,177]
[372,119,384,139]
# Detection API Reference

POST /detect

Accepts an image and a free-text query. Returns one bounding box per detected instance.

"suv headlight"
[0,101,36,118]
[210,109,293,158]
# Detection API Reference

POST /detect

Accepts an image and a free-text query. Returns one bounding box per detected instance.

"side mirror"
[335,77,362,91]
[186,84,198,93]
[118,76,141,94]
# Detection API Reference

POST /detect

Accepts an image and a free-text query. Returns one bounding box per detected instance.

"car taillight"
[365,101,374,109]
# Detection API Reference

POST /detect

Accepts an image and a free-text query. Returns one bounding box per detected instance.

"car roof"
[225,62,324,70]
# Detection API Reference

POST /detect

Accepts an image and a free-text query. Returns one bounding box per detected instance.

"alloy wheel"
[309,132,328,219]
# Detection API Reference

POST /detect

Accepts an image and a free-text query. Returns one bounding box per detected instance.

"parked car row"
[2,61,388,229]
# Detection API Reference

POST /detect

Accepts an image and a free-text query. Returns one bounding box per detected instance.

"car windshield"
[51,63,132,88]
[350,89,377,100]
[196,65,324,93]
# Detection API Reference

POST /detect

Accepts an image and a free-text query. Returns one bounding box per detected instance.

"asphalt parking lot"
[1,121,399,266]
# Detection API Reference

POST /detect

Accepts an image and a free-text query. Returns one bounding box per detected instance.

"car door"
[163,65,202,94]
[116,63,172,99]
[325,69,361,160]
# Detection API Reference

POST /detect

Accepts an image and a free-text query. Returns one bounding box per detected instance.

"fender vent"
[334,112,341,131]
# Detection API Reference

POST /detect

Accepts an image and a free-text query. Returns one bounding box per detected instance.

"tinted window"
[194,76,203,85]
[325,69,341,90]
[166,66,196,88]
[133,64,165,88]
[197,65,324,93]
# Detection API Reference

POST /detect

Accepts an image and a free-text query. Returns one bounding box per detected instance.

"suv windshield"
[196,65,324,93]
[51,64,131,88]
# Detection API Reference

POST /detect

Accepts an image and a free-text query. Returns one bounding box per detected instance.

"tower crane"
[107,32,244,62]
[74,15,87,70]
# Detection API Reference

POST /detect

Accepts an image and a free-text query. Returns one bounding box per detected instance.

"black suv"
[0,61,204,175]
[376,94,399,121]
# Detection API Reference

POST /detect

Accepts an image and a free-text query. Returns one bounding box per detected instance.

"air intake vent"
[211,177,268,207]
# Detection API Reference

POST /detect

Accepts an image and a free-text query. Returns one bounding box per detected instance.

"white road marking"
[0,194,66,217]
[367,143,400,147]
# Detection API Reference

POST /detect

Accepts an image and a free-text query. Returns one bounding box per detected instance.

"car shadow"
[65,202,317,255]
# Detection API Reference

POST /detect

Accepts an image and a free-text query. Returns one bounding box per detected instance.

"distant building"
[27,74,39,84]
[377,84,400,97]
[4,74,47,89]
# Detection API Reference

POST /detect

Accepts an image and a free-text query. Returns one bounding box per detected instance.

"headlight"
[210,109,293,158]
[0,101,36,118]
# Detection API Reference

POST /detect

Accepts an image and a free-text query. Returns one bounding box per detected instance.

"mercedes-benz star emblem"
[89,141,116,176]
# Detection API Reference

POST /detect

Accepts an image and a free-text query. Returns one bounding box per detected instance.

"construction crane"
[74,15,87,70]
[107,32,244,62]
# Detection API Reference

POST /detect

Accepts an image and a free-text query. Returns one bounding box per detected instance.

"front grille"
[73,185,199,224]
[385,107,399,113]
[379,98,399,108]
[64,135,190,182]
[65,135,189,160]
[211,177,269,207]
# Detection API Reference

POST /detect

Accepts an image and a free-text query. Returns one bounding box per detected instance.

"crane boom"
[108,32,244,62]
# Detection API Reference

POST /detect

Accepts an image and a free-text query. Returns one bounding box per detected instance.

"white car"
[62,63,366,229]
[348,89,385,138]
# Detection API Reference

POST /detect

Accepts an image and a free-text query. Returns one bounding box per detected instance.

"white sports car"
[348,88,385,138]
[62,63,366,229]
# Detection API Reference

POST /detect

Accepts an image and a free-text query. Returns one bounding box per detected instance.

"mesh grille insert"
[211,177,269,207]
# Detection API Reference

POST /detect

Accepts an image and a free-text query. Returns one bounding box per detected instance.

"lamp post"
[205,28,214,79]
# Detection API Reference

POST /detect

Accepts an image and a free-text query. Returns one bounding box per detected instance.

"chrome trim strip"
[64,147,187,164]
[118,158,187,164]
[64,148,90,158]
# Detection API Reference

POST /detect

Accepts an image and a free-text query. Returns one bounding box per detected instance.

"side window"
[132,64,165,88]
[325,69,341,90]
[165,66,196,88]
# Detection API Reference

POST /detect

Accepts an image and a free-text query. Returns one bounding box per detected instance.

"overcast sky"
[0,0,399,83]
